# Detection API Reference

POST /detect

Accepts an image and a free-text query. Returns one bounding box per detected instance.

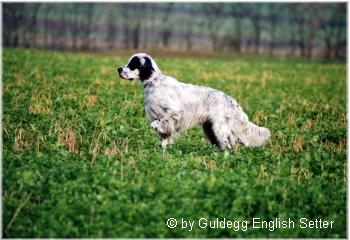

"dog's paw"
[161,137,173,148]
[151,120,163,133]
[161,138,168,148]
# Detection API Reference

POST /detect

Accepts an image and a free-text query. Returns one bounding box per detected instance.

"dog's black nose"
[117,67,122,74]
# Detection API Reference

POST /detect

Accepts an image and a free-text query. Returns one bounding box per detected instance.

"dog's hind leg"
[203,121,220,147]
[228,131,238,148]
[213,123,232,149]
[203,120,231,149]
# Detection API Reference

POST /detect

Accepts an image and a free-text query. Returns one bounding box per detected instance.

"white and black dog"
[117,53,271,150]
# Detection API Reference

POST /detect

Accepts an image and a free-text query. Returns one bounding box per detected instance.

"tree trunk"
[253,22,261,54]
[132,20,141,50]
[235,18,242,52]
[161,3,174,48]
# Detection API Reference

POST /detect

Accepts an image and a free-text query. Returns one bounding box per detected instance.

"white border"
[1,1,348,239]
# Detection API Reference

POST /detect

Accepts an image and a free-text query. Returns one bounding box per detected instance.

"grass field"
[3,48,346,238]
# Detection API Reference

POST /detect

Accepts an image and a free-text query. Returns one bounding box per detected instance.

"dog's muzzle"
[117,67,123,78]
[117,67,134,81]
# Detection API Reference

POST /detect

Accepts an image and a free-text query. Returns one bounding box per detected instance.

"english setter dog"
[117,53,270,150]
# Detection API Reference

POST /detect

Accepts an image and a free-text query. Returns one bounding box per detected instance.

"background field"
[3,48,346,237]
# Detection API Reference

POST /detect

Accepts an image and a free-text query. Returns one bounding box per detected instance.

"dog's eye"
[128,57,141,70]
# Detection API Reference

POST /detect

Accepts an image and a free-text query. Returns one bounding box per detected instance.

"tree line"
[3,3,346,60]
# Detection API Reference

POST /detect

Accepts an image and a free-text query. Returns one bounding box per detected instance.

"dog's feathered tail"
[236,120,271,147]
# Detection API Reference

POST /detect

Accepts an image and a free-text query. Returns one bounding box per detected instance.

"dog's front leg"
[150,113,179,136]
[150,116,178,150]
[150,119,174,137]
[150,119,173,156]
[150,120,167,136]
[161,137,174,148]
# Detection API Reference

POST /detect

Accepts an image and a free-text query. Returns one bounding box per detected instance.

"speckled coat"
[118,53,271,149]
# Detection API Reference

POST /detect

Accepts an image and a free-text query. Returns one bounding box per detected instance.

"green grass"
[3,48,346,238]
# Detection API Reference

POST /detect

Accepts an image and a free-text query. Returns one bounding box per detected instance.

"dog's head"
[117,53,159,81]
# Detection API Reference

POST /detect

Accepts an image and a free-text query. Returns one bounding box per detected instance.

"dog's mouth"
[118,72,134,81]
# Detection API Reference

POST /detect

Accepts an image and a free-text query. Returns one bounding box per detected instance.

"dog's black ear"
[139,57,154,81]
[128,56,141,70]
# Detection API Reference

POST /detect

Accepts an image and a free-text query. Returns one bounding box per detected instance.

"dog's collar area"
[142,72,164,88]
[143,80,153,88]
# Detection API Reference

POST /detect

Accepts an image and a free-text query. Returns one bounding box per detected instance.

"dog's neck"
[142,70,164,88]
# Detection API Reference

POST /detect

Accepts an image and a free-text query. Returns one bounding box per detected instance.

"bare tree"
[306,18,317,59]
[332,4,346,60]
[69,3,81,51]
[78,3,95,50]
[50,5,69,50]
[319,4,340,60]
[227,4,245,52]
[202,3,225,51]
[268,4,281,56]
[141,4,149,49]
[160,3,174,48]
[250,5,263,54]
[183,13,194,51]
[3,3,25,47]
[287,5,297,57]
[42,4,54,49]
[119,3,131,49]
[132,19,141,50]
[241,4,264,54]
[87,3,95,50]
[22,3,41,48]
[286,4,307,58]
[106,5,116,49]
[129,3,145,50]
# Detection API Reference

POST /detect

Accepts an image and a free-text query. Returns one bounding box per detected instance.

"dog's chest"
[144,90,169,121]
[144,86,179,121]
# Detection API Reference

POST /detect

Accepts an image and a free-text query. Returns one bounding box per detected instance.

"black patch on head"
[127,56,155,81]
[139,56,154,81]
[203,120,220,147]
[127,56,141,70]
